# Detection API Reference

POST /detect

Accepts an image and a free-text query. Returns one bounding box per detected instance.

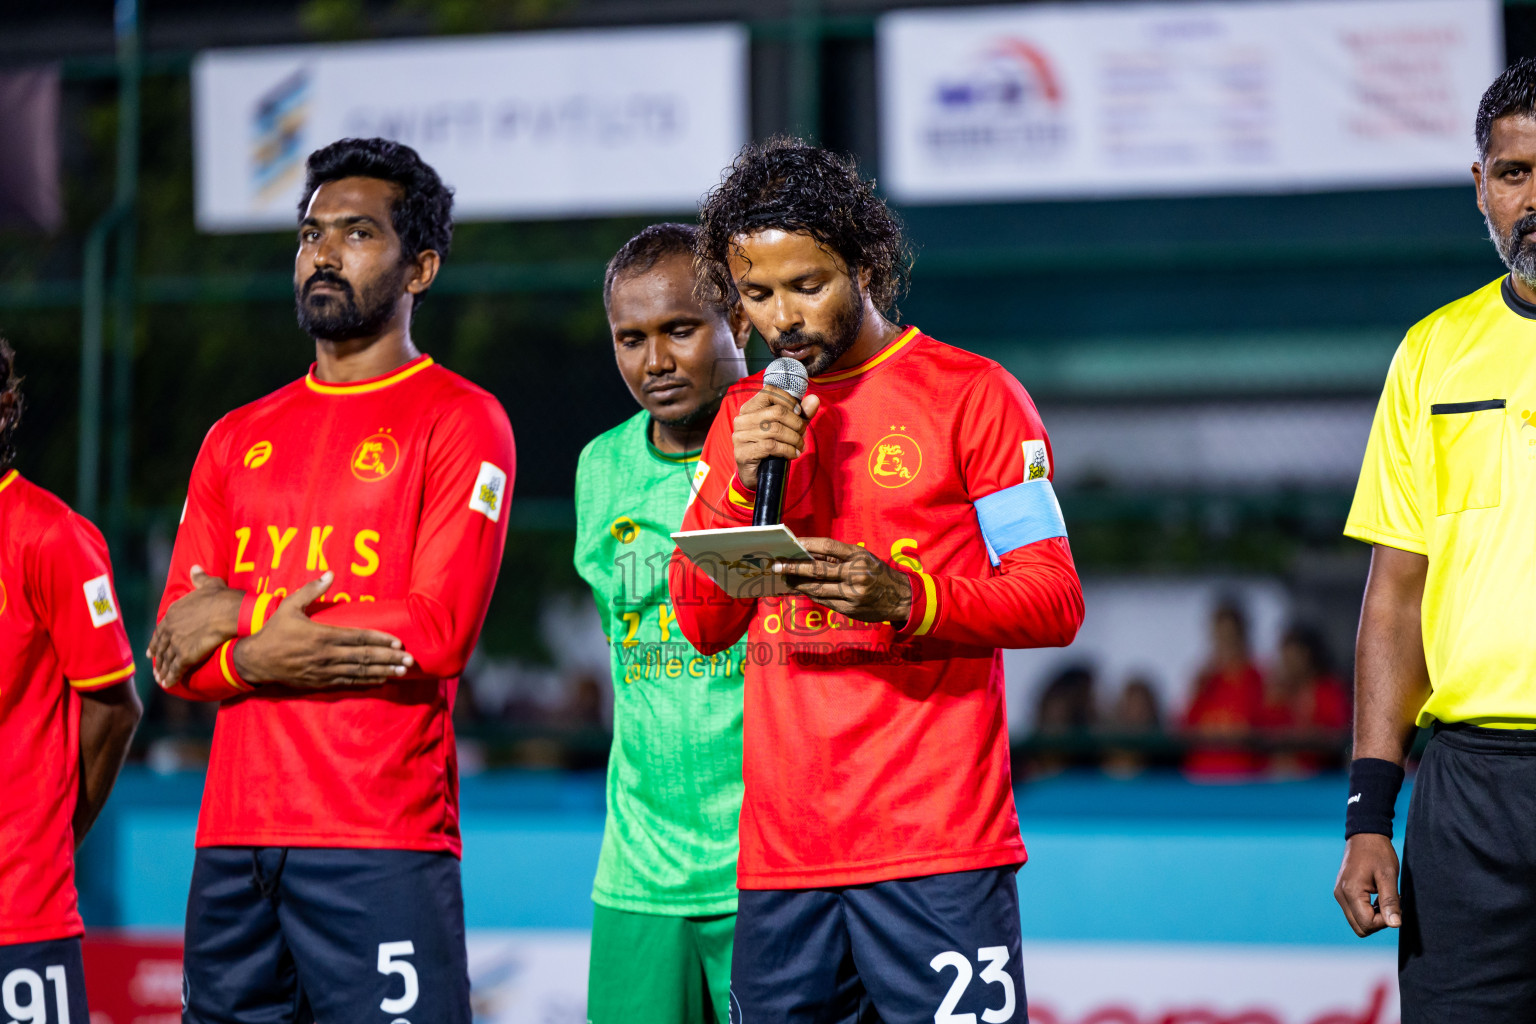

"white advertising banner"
[1019,942,1398,1024]
[878,0,1502,203]
[193,25,747,231]
[467,931,589,1024]
[463,934,1398,1024]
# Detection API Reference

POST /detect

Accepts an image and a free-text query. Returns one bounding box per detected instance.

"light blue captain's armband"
[973,478,1068,566]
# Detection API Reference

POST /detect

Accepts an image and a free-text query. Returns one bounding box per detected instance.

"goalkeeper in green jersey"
[574,223,752,1024]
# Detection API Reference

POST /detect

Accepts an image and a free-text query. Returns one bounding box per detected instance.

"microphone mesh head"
[762,356,810,400]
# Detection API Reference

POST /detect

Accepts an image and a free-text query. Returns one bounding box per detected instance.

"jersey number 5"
[377,941,419,1018]
[930,947,1016,1024]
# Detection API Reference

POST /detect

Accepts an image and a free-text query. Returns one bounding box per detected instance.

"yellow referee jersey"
[1348,275,1536,728]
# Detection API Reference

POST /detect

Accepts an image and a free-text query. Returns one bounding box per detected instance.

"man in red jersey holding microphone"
[148,138,513,1024]
[670,138,1084,1022]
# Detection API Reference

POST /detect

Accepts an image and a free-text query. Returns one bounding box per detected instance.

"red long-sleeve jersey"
[670,327,1084,889]
[0,470,134,943]
[157,354,513,855]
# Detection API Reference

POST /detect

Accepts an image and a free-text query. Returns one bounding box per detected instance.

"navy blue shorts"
[730,865,1026,1024]
[183,847,469,1024]
[0,937,89,1024]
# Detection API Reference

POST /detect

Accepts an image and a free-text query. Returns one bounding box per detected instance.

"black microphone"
[753,356,810,526]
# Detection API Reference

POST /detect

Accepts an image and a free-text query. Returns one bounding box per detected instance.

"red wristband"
[236,591,277,637]
[894,568,938,638]
[725,475,757,519]
[215,639,254,692]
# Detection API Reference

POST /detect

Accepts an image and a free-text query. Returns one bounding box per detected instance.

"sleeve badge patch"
[469,461,508,522]
[684,461,711,512]
[1022,440,1050,481]
[83,574,120,628]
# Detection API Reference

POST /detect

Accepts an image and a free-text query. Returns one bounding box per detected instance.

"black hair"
[695,137,912,318]
[1477,57,1536,159]
[0,336,23,472]
[1118,675,1163,726]
[1037,664,1098,731]
[1212,596,1250,646]
[1282,623,1333,676]
[603,222,734,317]
[298,138,454,308]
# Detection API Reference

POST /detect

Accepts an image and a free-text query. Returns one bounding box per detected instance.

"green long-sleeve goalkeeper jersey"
[573,410,745,915]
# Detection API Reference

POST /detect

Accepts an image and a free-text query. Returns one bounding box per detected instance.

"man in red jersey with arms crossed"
[0,336,142,1024]
[148,139,513,1024]
[671,139,1084,1022]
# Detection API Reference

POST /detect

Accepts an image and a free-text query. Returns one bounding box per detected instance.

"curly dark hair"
[0,336,23,472]
[695,137,912,318]
[1477,57,1536,159]
[604,222,736,318]
[299,137,455,309]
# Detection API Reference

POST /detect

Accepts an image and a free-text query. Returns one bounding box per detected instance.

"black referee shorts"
[1400,723,1536,1022]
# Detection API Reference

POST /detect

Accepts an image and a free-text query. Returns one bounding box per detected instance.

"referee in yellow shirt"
[1336,57,1536,1021]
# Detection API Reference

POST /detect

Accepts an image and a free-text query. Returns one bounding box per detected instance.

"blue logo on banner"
[925,37,1069,162]
[251,67,310,202]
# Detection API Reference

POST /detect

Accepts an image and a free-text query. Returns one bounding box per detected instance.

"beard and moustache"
[653,398,721,432]
[295,262,410,342]
[652,364,743,432]
[1487,206,1536,290]
[770,286,866,377]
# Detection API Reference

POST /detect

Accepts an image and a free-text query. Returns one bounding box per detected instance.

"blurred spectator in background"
[1261,624,1351,776]
[1103,675,1165,778]
[1028,665,1098,777]
[559,672,607,731]
[1182,598,1265,778]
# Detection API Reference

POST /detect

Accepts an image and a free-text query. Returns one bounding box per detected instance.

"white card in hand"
[670,524,812,599]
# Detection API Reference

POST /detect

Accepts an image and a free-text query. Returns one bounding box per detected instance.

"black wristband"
[1345,757,1405,839]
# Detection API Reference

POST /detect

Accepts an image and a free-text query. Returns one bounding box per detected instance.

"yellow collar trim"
[810,327,919,384]
[646,439,703,464]
[305,355,435,395]
[0,469,18,496]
